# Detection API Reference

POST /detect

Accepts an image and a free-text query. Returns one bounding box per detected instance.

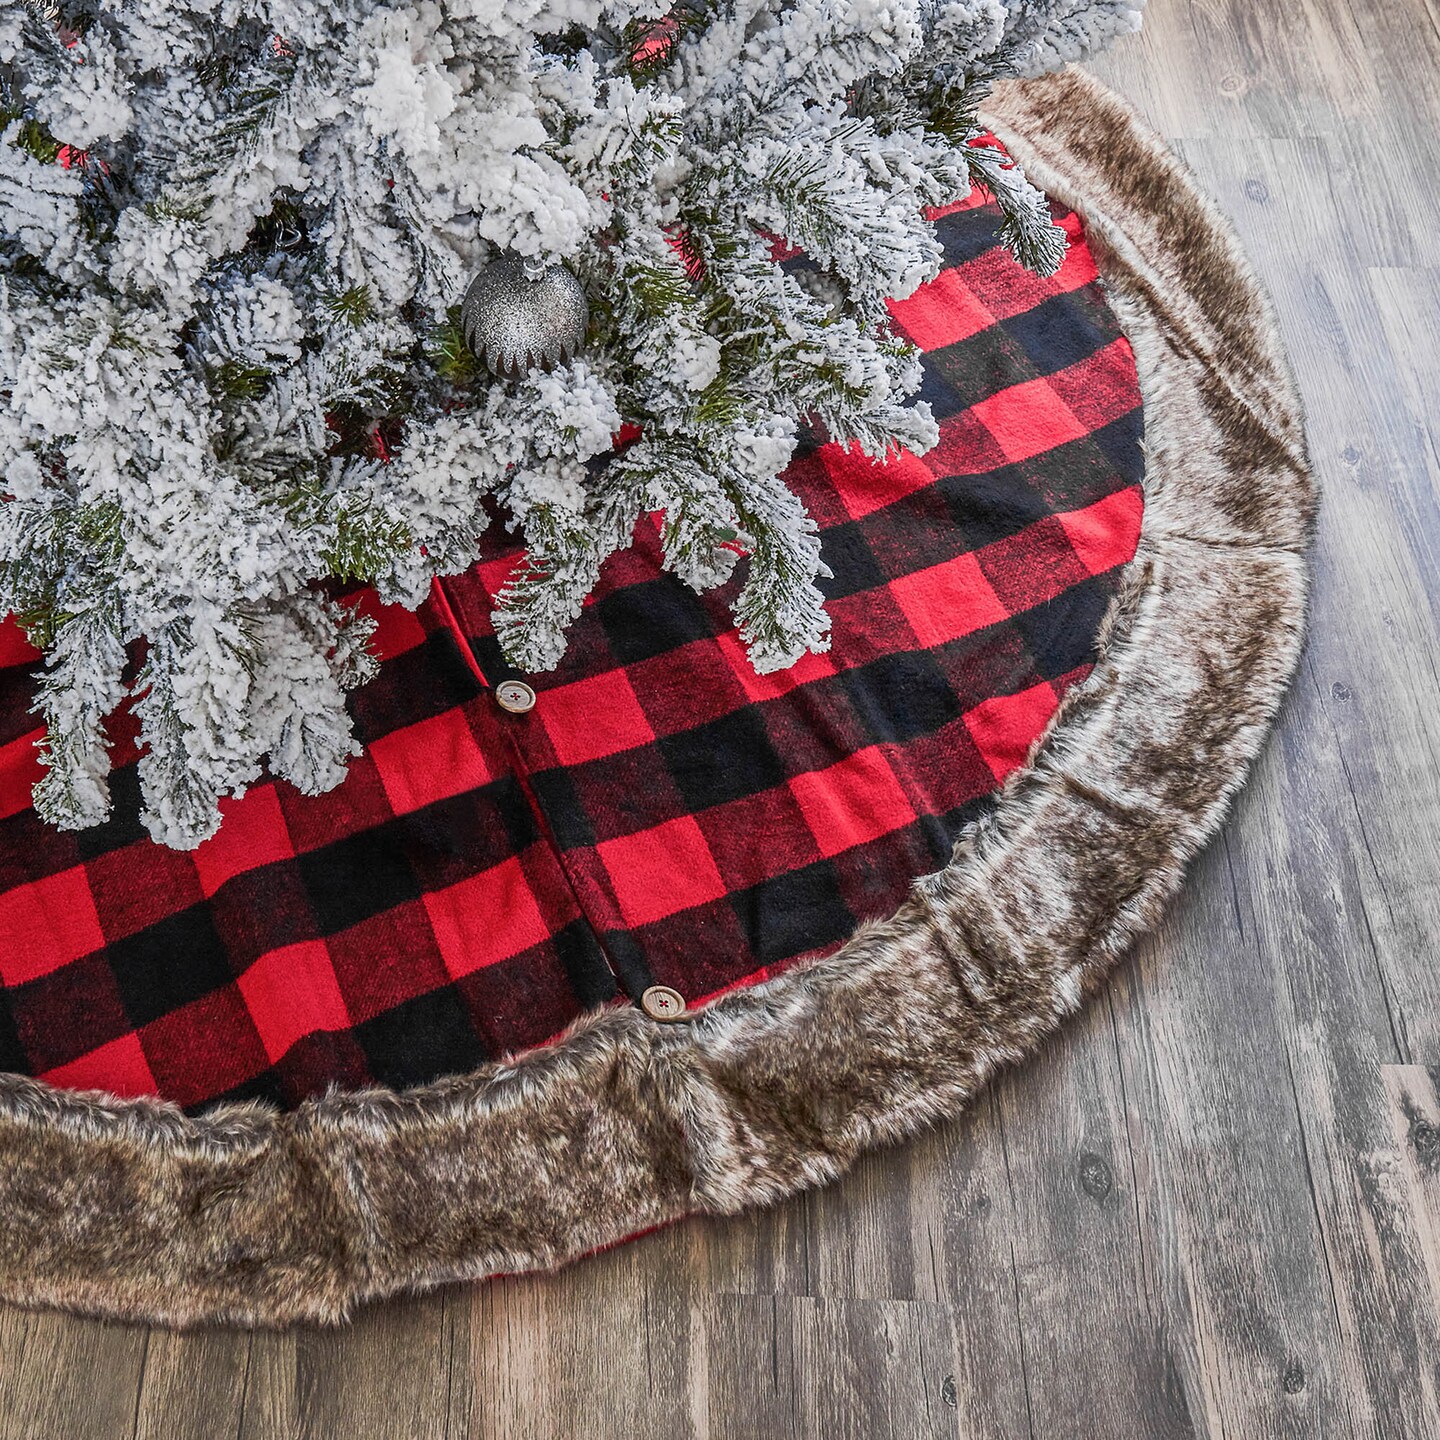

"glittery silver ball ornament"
[460,253,589,379]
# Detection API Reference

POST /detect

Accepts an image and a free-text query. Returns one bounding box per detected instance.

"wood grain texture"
[0,0,1436,1432]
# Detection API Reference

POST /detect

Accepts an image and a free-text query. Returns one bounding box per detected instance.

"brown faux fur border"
[0,70,1315,1329]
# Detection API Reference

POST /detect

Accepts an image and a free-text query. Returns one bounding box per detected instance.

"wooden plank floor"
[2,1,1438,1434]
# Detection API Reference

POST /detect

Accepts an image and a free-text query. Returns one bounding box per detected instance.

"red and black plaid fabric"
[0,189,1144,1112]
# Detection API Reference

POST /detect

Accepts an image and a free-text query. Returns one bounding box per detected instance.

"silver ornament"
[460,253,589,379]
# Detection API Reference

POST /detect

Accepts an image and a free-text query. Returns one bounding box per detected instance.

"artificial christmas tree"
[0,0,1141,847]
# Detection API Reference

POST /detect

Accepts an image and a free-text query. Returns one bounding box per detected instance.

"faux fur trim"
[0,70,1314,1329]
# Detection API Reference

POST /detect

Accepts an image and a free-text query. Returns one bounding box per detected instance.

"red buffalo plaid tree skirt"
[0,71,1318,1330]
[0,185,1144,1114]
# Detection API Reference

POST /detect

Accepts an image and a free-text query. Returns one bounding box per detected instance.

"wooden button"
[640,985,687,1022]
[495,680,536,714]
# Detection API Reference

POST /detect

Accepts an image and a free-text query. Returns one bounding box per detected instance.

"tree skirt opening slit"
[0,71,1313,1327]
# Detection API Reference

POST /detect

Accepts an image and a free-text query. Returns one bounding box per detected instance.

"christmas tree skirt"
[0,70,1313,1327]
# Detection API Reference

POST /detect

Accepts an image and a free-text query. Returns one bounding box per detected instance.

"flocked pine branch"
[964,139,1069,277]
[0,0,1140,845]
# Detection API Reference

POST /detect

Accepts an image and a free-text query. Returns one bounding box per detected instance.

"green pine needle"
[207,360,273,401]
[321,506,412,582]
[428,307,483,387]
[323,286,376,327]
[9,116,60,165]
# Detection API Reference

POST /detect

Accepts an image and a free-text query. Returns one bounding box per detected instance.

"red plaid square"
[694,786,822,891]
[791,748,917,860]
[887,266,996,349]
[277,752,393,853]
[87,843,204,943]
[539,669,655,766]
[424,855,553,979]
[826,584,927,664]
[1060,486,1144,575]
[820,442,940,524]
[621,639,753,735]
[0,728,43,823]
[0,866,104,985]
[716,629,840,703]
[370,705,494,815]
[40,1032,158,1100]
[355,588,429,661]
[237,940,350,1064]
[888,552,1011,648]
[596,816,728,927]
[964,680,1063,782]
[326,905,450,1025]
[926,407,1011,476]
[962,225,1097,319]
[191,784,296,898]
[884,720,1002,818]
[967,374,1090,466]
[974,519,1092,616]
[1046,337,1140,431]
